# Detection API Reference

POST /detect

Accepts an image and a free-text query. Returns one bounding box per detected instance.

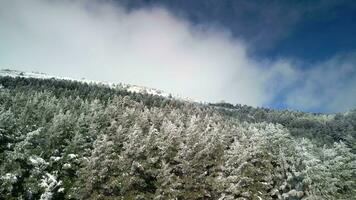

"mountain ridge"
[0,68,355,199]
[0,68,345,116]
[0,68,196,103]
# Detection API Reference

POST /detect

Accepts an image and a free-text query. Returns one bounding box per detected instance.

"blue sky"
[1,0,356,113]
[119,0,356,63]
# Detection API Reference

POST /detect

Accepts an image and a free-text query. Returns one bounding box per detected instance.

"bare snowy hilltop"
[0,69,355,200]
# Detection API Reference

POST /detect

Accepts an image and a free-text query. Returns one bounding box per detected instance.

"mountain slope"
[0,70,355,200]
[0,69,193,102]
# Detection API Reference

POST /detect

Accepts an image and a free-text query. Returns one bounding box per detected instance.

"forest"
[0,75,355,200]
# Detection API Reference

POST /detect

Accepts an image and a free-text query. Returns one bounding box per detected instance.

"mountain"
[0,69,355,200]
[0,69,194,102]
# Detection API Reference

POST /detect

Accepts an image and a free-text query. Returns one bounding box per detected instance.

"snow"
[217,194,226,200]
[0,69,196,102]
[1,173,17,182]
[40,173,57,188]
[50,156,61,162]
[63,163,71,169]
[40,173,62,200]
[125,85,166,96]
[68,154,77,159]
[29,156,48,166]
[27,128,42,137]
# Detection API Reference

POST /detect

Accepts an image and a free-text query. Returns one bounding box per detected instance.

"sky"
[1,0,356,113]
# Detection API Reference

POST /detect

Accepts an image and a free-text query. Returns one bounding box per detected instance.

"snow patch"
[29,156,48,166]
[50,156,61,162]
[1,173,17,183]
[40,173,62,200]
[67,154,77,159]
[63,163,71,169]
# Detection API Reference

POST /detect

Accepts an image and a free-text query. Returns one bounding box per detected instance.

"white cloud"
[285,53,356,112]
[0,0,355,112]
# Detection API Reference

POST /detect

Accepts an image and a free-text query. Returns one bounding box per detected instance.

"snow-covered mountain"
[1,69,355,199]
[0,69,194,102]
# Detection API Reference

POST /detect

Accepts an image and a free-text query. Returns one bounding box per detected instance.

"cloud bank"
[0,0,355,112]
[286,53,356,112]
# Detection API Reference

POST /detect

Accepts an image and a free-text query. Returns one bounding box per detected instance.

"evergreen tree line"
[210,102,356,152]
[0,76,355,200]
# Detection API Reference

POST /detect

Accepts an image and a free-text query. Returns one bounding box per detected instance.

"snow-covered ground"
[0,69,195,102]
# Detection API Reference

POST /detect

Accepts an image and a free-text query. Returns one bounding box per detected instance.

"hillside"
[0,71,355,200]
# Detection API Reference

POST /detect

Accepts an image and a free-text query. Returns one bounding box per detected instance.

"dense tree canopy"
[0,76,355,200]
